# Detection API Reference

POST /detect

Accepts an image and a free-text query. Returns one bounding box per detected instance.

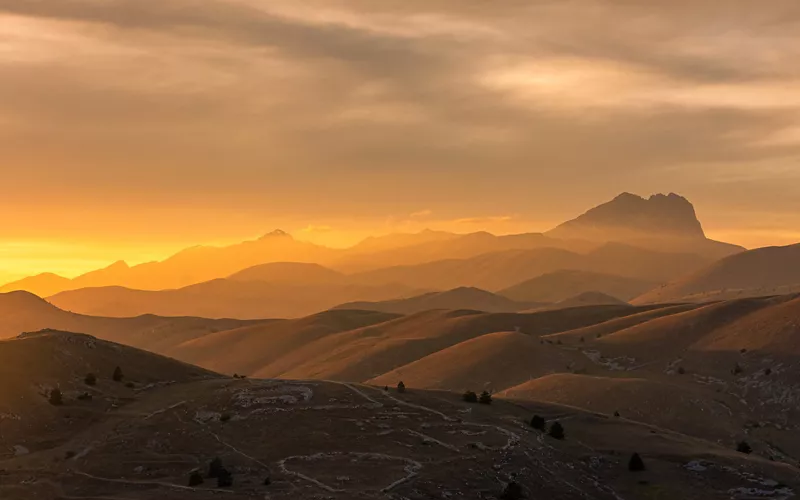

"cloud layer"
[1,0,799,252]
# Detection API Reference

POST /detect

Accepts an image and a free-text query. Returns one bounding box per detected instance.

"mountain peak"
[259,229,292,240]
[548,192,706,241]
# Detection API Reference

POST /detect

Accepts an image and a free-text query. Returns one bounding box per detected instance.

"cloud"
[299,225,334,234]
[0,0,799,245]
[410,209,432,218]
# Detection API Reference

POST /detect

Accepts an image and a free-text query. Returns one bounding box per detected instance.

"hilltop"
[2,333,798,499]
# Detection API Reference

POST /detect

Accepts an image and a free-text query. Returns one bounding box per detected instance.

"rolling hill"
[48,279,420,319]
[0,291,259,352]
[500,269,657,303]
[634,243,800,304]
[334,287,535,314]
[4,329,797,500]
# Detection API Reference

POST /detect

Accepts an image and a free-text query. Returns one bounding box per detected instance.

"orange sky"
[1,1,800,282]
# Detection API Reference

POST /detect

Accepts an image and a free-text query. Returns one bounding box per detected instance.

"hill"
[534,291,631,312]
[0,273,72,299]
[334,287,534,314]
[368,331,577,391]
[48,279,419,320]
[3,341,797,500]
[500,269,657,303]
[227,262,347,285]
[352,243,711,291]
[634,243,800,304]
[546,192,744,259]
[0,329,217,454]
[0,291,258,352]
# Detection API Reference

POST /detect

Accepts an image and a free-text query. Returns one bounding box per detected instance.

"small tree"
[217,468,233,488]
[113,366,124,382]
[548,421,565,440]
[463,390,478,403]
[49,388,63,406]
[628,453,645,471]
[737,441,753,454]
[732,363,743,376]
[614,411,621,418]
[208,457,224,478]
[530,415,546,431]
[188,471,205,486]
[397,381,406,393]
[479,391,492,405]
[677,366,686,375]
[220,413,231,423]
[501,480,524,499]
[84,373,97,386]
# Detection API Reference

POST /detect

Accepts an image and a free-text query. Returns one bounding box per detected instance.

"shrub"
[463,391,478,403]
[263,476,272,486]
[737,441,753,454]
[49,388,63,406]
[548,421,565,440]
[77,392,92,401]
[84,373,97,386]
[208,457,224,478]
[579,337,585,343]
[397,381,406,393]
[501,480,524,499]
[732,363,743,375]
[530,415,546,431]
[764,368,772,376]
[112,366,124,382]
[65,450,76,459]
[220,414,231,423]
[217,468,233,488]
[125,382,135,389]
[383,385,389,392]
[614,411,621,417]
[479,391,492,405]
[677,366,686,375]
[628,453,645,471]
[189,471,204,486]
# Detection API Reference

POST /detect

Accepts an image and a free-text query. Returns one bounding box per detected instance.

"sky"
[1,0,800,282]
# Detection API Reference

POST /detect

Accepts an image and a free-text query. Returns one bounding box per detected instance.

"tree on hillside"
[49,388,63,406]
[732,363,743,375]
[530,415,546,431]
[463,390,478,403]
[548,421,565,440]
[208,457,224,478]
[628,453,645,471]
[397,381,406,393]
[188,471,204,486]
[479,391,493,405]
[501,480,524,499]
[217,468,233,488]
[113,366,124,382]
[737,441,753,454]
[84,373,97,386]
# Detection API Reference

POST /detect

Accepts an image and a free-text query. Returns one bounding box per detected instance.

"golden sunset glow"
[1,0,800,282]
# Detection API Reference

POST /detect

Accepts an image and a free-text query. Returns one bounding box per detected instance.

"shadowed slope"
[500,269,657,303]
[635,243,800,304]
[368,331,578,392]
[334,287,535,314]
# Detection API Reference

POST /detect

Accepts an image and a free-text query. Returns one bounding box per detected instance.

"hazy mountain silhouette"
[634,243,800,304]
[547,192,744,259]
[499,269,657,303]
[334,287,536,314]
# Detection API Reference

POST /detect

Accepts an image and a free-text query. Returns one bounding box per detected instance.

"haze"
[2,0,800,280]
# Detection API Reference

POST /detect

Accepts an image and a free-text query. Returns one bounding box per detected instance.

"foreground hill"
[3,335,797,499]
[634,243,800,304]
[0,291,258,352]
[334,287,535,314]
[500,269,657,302]
[0,330,216,454]
[48,279,420,319]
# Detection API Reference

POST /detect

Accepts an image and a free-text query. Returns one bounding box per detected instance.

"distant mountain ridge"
[1,193,746,301]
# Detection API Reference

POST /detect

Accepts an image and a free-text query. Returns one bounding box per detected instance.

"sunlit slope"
[635,243,800,304]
